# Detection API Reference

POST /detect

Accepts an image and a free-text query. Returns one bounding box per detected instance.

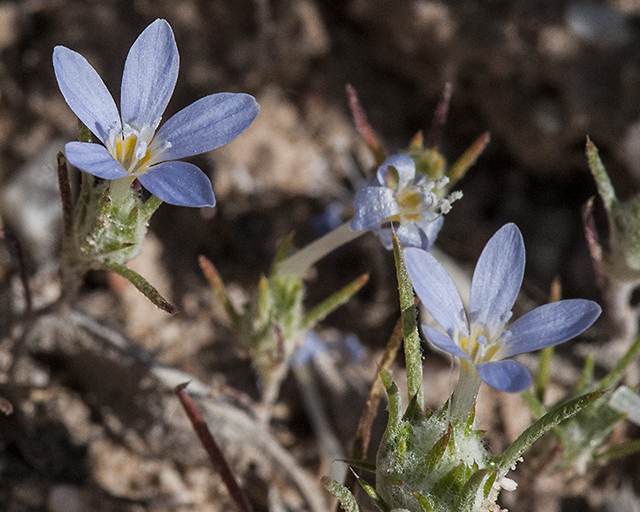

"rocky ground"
[1,1,640,511]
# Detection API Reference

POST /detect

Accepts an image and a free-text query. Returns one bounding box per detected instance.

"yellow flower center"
[114,133,153,174]
[460,330,500,364]
[396,188,428,222]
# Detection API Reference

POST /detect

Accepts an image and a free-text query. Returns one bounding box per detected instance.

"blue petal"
[498,299,601,359]
[53,46,121,145]
[350,186,398,231]
[469,223,525,336]
[423,325,471,361]
[137,161,215,207]
[65,142,127,179]
[395,223,427,250]
[405,247,469,339]
[120,19,179,134]
[373,217,444,251]
[373,226,394,250]
[476,360,532,392]
[376,154,416,189]
[149,93,259,163]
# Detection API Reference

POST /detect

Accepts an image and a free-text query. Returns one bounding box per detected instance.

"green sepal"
[78,119,92,143]
[481,469,498,500]
[403,391,426,423]
[495,390,603,476]
[455,468,488,512]
[430,462,478,502]
[425,423,452,473]
[412,491,435,512]
[357,474,390,512]
[324,477,362,512]
[341,459,377,473]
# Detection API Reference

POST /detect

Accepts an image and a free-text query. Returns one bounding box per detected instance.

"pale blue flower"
[350,154,462,250]
[405,223,601,392]
[53,19,259,207]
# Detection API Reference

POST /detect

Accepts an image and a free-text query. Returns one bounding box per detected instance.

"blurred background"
[1,1,640,511]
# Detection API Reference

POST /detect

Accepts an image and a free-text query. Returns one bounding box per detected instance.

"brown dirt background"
[1,1,640,511]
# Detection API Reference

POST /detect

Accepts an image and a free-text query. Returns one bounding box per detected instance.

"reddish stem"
[176,383,254,512]
[0,229,32,318]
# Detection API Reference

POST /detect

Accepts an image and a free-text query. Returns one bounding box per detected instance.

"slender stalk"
[598,332,640,391]
[337,307,408,509]
[0,229,32,318]
[105,261,178,314]
[56,152,74,246]
[346,84,386,166]
[276,221,364,278]
[450,362,482,422]
[391,232,423,406]
[176,383,255,512]
[425,82,452,148]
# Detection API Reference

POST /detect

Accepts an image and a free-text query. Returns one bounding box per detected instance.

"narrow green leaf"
[455,468,488,512]
[357,475,390,512]
[302,274,369,330]
[425,423,452,472]
[521,390,547,420]
[577,354,595,392]
[412,491,435,512]
[273,232,295,267]
[78,119,92,143]
[104,261,177,314]
[138,193,162,219]
[598,333,640,391]
[380,369,402,440]
[324,477,362,512]
[482,469,498,500]
[586,138,617,212]
[199,255,241,327]
[340,459,377,473]
[496,391,603,475]
[535,346,554,403]
[595,439,640,462]
[403,391,426,423]
[447,132,490,187]
[391,232,423,406]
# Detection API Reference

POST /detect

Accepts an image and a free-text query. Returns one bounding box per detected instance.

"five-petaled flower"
[405,223,601,393]
[53,18,259,207]
[350,154,462,251]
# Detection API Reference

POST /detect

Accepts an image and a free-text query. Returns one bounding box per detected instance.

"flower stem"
[276,221,364,278]
[176,383,255,512]
[450,363,482,423]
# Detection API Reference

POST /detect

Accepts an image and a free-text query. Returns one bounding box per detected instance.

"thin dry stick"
[336,299,416,508]
[176,383,255,512]
[425,82,452,148]
[56,152,74,244]
[0,229,32,318]
[346,83,386,167]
